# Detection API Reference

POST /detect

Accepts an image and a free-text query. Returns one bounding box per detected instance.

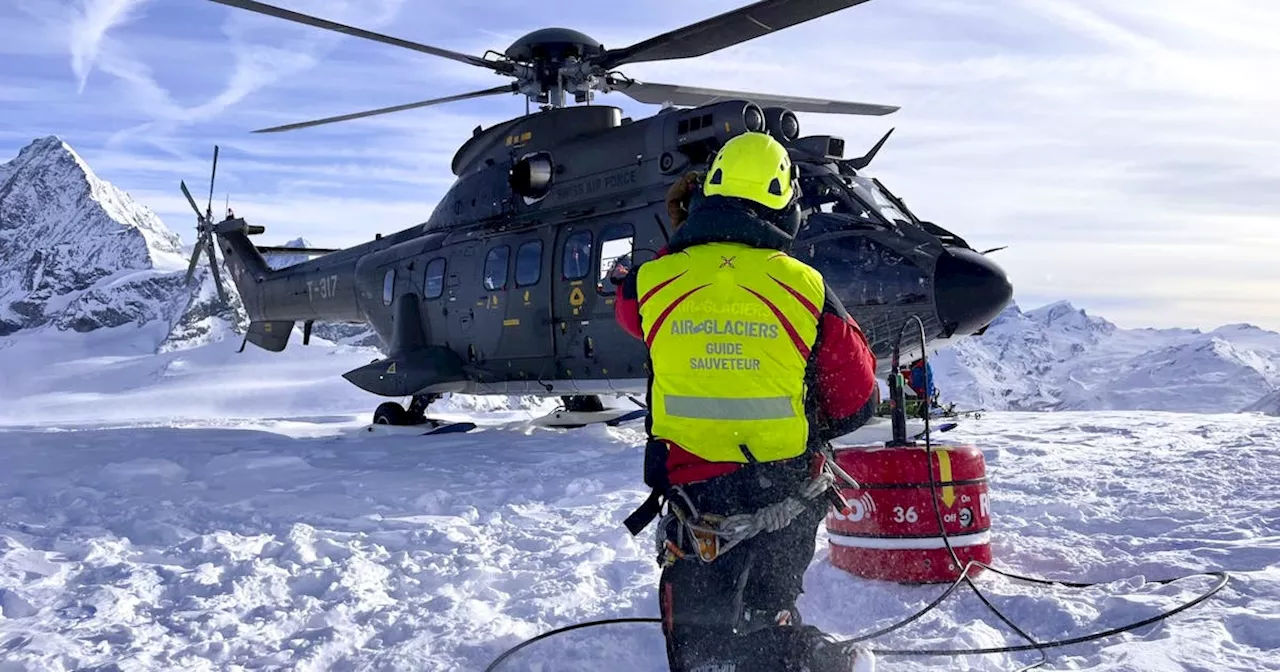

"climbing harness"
[656,452,854,566]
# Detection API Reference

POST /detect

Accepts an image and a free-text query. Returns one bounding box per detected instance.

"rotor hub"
[504,28,604,63]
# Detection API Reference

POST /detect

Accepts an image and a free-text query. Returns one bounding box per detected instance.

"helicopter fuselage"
[213,102,1012,400]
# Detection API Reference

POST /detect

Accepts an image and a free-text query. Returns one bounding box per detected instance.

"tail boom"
[213,217,363,325]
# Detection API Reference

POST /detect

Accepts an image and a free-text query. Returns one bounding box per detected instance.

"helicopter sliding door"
[552,220,639,387]
[440,242,479,360]
[489,235,553,364]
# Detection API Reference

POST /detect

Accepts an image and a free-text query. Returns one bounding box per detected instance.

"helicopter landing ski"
[356,406,648,436]
[529,406,647,429]
[361,419,479,436]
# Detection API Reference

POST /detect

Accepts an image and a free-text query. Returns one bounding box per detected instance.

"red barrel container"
[825,443,992,583]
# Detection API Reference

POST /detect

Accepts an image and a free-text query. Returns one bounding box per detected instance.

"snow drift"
[0,410,1275,671]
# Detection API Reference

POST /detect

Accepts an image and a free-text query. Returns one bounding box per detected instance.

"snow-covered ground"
[2,135,1276,671]
[1,392,1276,670]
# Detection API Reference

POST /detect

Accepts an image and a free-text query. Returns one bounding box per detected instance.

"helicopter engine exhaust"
[764,107,801,143]
[509,151,555,204]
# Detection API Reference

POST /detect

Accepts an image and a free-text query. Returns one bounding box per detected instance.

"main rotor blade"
[207,0,511,73]
[609,79,898,116]
[597,0,874,69]
[251,84,518,133]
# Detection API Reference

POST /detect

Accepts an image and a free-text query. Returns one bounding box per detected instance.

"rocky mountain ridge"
[0,136,245,351]
[930,301,1280,415]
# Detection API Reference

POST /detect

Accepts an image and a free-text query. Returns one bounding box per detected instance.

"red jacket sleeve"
[811,284,879,441]
[614,247,668,341]
[614,264,643,340]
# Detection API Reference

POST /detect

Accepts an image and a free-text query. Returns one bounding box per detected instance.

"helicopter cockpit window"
[799,172,873,220]
[597,224,634,295]
[847,176,912,224]
[424,257,445,299]
[516,240,542,287]
[804,237,929,306]
[483,245,510,291]
[382,269,395,306]
[562,230,592,281]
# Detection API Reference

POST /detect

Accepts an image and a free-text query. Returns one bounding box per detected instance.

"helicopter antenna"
[206,0,900,133]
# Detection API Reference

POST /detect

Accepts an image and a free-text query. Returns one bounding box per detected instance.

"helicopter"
[181,0,1013,430]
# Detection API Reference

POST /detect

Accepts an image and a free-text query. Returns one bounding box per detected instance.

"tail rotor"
[181,145,229,303]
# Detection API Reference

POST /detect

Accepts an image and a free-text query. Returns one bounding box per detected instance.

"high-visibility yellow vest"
[637,242,826,463]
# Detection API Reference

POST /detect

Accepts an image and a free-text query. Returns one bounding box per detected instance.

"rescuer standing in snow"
[613,132,880,672]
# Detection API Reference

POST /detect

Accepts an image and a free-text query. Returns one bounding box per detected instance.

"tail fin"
[214,218,273,285]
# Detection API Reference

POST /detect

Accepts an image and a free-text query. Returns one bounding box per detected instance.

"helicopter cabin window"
[597,224,634,295]
[382,269,395,306]
[424,257,446,299]
[515,240,542,287]
[562,230,592,281]
[483,245,509,291]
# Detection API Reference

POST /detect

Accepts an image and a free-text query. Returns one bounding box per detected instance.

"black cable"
[483,617,660,672]
[482,317,1232,672]
[890,317,1050,670]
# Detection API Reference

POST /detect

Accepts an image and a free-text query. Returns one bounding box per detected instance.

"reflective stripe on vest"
[637,242,825,464]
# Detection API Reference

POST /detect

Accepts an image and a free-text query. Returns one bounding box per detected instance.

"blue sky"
[3,0,1278,332]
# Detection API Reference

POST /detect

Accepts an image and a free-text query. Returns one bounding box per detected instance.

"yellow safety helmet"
[703,132,798,211]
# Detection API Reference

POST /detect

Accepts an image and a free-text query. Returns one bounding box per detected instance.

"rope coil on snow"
[482,314,1232,672]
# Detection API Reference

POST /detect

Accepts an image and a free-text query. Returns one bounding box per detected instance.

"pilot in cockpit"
[565,240,590,279]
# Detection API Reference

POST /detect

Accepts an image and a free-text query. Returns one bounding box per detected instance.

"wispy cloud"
[3,0,1279,332]
[67,0,148,92]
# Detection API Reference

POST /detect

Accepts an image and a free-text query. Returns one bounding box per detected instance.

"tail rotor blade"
[185,232,208,283]
[205,235,229,303]
[206,145,219,219]
[181,180,203,218]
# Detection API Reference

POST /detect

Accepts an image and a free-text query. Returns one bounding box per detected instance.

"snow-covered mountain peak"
[262,237,314,270]
[0,136,242,345]
[1212,323,1268,336]
[1,135,184,269]
[931,299,1280,414]
[1025,300,1117,337]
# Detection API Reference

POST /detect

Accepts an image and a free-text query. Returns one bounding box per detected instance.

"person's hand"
[608,263,630,286]
[666,171,703,229]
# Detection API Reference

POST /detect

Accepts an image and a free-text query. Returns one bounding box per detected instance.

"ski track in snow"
[0,412,1277,671]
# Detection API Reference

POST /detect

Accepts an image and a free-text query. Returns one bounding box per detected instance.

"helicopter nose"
[932,247,1013,337]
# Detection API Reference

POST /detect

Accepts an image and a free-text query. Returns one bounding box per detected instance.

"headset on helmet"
[703,132,802,237]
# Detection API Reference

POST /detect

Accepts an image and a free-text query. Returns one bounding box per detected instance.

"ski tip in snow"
[359,420,478,436]
[530,407,646,428]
